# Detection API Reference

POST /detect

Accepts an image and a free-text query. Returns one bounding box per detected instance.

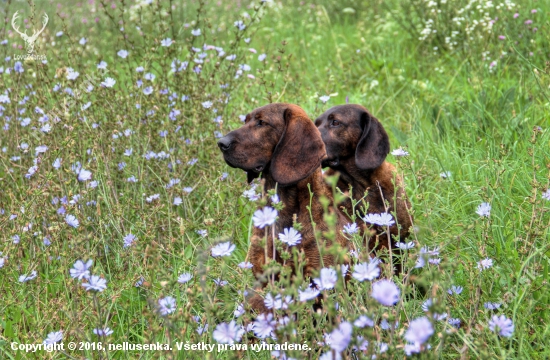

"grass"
[0,0,549,358]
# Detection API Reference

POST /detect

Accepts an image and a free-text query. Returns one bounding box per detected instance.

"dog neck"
[260,167,327,230]
[332,158,398,214]
[335,156,377,193]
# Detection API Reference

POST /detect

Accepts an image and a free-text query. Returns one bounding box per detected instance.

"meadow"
[0,0,549,359]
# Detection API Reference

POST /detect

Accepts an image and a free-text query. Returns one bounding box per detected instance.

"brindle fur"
[315,104,413,255]
[218,103,351,313]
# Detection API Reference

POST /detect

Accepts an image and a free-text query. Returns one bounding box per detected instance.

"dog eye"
[257,120,265,126]
[330,120,340,127]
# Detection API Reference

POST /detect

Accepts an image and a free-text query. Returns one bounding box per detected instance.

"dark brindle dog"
[218,103,351,312]
[314,104,413,256]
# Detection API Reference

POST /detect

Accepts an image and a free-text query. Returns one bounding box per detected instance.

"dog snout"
[217,135,233,152]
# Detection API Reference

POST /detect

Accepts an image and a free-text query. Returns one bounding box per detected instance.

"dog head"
[314,104,389,170]
[218,103,327,186]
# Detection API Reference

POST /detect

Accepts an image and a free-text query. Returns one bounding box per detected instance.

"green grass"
[0,0,549,358]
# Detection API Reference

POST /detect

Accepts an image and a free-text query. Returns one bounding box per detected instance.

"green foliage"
[0,0,549,359]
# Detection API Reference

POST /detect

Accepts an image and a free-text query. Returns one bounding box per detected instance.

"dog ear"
[355,110,390,170]
[271,107,326,186]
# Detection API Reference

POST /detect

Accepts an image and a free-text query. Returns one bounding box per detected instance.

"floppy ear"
[355,110,390,170]
[270,107,326,186]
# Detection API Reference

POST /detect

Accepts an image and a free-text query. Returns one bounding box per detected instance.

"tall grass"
[0,0,549,359]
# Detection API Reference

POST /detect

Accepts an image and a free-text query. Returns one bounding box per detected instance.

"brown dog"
[314,104,412,256]
[218,103,351,312]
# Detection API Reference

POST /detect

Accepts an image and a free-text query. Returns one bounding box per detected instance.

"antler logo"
[12,11,48,57]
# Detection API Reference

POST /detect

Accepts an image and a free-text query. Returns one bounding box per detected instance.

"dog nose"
[217,136,233,152]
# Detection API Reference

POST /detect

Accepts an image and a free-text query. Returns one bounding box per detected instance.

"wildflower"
[191,29,201,36]
[143,86,153,95]
[238,261,253,269]
[173,197,183,206]
[70,259,93,280]
[211,241,236,257]
[270,194,280,203]
[117,50,128,58]
[97,61,107,69]
[134,277,145,287]
[341,264,349,277]
[447,285,463,295]
[404,342,423,356]
[391,147,409,156]
[371,279,400,306]
[265,293,293,310]
[448,318,461,328]
[352,260,380,281]
[145,194,160,202]
[542,189,550,201]
[93,328,113,336]
[299,286,320,302]
[440,171,451,178]
[314,268,338,290]
[395,241,415,249]
[253,207,278,228]
[380,319,399,330]
[178,272,193,284]
[476,202,491,217]
[25,165,38,179]
[197,324,209,335]
[242,186,260,201]
[404,317,433,344]
[513,13,519,18]
[489,315,514,337]
[328,322,352,353]
[213,320,244,344]
[278,228,301,246]
[19,270,38,283]
[66,69,79,80]
[213,278,228,286]
[101,77,116,87]
[201,101,213,109]
[253,313,276,338]
[82,275,107,292]
[354,315,374,328]
[343,223,359,235]
[196,229,207,237]
[319,95,330,103]
[477,257,493,270]
[65,214,79,228]
[44,331,63,345]
[77,168,92,181]
[14,61,23,73]
[363,212,395,227]
[484,302,501,310]
[158,296,177,316]
[161,38,173,47]
[258,54,267,61]
[123,233,136,248]
[35,145,48,156]
[234,20,246,31]
[234,304,245,317]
